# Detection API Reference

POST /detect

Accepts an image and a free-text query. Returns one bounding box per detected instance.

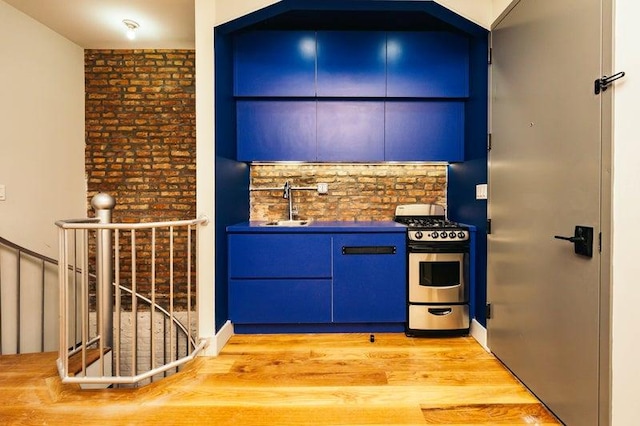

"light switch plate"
[0,184,5,201]
[317,183,329,194]
[476,184,487,200]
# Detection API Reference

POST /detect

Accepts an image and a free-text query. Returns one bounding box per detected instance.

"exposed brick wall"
[250,164,447,221]
[84,50,196,310]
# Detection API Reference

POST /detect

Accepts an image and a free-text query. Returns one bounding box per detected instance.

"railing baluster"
[151,228,156,372]
[131,229,137,377]
[115,229,121,377]
[169,226,174,363]
[187,225,192,355]
[16,250,21,354]
[81,229,89,376]
[41,259,45,352]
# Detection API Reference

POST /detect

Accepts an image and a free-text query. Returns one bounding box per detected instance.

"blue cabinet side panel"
[386,32,469,98]
[447,34,489,326]
[385,101,464,162]
[228,233,332,278]
[229,279,332,323]
[237,100,317,161]
[332,234,406,323]
[317,31,386,97]
[234,31,316,96]
[215,29,249,332]
[317,101,385,161]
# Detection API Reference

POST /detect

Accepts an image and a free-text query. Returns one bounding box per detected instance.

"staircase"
[0,193,209,387]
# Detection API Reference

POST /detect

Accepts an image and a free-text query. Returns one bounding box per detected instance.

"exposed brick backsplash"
[250,164,447,221]
[85,50,196,309]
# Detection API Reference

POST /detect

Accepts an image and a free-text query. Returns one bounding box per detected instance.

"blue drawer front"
[234,31,316,96]
[332,233,407,323]
[229,279,332,324]
[237,100,317,161]
[228,234,332,278]
[385,101,465,162]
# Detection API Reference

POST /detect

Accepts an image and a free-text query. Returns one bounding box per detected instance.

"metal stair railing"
[0,236,58,354]
[55,193,209,386]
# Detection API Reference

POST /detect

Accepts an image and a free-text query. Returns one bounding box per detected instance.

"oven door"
[408,251,468,304]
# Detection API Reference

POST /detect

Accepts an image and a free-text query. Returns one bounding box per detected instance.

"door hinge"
[595,71,626,94]
[487,219,492,234]
[488,133,492,151]
[599,232,602,253]
[486,303,492,319]
[488,47,492,65]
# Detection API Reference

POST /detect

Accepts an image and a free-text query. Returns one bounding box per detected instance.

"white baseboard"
[201,320,234,356]
[470,319,490,352]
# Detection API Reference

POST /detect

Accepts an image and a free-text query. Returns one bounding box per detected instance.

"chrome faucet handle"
[283,181,291,199]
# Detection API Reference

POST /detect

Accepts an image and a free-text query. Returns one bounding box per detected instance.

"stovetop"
[394,204,469,242]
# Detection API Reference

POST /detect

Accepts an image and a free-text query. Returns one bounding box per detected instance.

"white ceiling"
[3,0,195,49]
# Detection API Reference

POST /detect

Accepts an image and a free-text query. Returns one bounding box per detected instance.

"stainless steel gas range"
[394,204,470,336]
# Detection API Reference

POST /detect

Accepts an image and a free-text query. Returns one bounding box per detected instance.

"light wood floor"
[0,333,560,425]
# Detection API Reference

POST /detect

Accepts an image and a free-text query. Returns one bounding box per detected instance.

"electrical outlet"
[317,183,329,194]
[0,184,5,201]
[475,184,487,200]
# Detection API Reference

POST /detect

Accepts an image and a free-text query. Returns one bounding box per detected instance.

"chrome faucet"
[283,181,294,221]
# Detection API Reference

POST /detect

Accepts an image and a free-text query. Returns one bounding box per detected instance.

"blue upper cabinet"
[317,101,385,161]
[316,31,386,97]
[385,101,465,162]
[234,31,317,96]
[386,32,469,98]
[237,100,316,161]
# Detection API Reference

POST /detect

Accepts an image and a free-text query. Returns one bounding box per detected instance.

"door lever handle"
[554,235,584,243]
[553,226,593,258]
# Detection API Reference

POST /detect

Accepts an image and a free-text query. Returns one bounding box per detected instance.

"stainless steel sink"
[261,220,312,227]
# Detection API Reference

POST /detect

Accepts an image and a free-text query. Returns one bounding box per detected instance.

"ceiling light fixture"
[122,19,140,40]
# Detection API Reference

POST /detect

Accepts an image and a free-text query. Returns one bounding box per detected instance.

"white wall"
[611,0,640,423]
[0,1,86,257]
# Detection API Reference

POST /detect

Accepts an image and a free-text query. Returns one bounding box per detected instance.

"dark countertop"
[227,220,407,233]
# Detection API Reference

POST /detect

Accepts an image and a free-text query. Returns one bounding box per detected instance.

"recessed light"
[122,19,140,40]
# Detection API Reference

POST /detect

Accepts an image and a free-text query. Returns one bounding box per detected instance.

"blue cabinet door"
[234,31,316,96]
[229,279,332,324]
[317,101,385,161]
[316,31,386,97]
[237,100,317,161]
[332,233,406,323]
[385,101,465,162]
[386,32,469,98]
[228,233,332,279]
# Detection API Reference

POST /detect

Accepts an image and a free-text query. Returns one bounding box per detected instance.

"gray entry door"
[488,0,611,425]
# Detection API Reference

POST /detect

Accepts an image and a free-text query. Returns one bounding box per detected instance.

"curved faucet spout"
[283,181,291,199]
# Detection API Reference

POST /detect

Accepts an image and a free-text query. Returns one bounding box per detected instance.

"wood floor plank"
[0,333,561,425]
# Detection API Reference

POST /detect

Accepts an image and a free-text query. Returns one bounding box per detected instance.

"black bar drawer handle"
[342,246,396,255]
[428,308,453,316]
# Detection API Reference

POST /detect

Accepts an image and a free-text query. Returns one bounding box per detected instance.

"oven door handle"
[428,307,453,316]
[421,284,460,290]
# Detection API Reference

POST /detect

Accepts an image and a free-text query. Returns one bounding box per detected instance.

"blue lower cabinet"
[332,234,406,323]
[237,100,316,161]
[317,101,385,161]
[229,279,332,324]
[385,101,465,162]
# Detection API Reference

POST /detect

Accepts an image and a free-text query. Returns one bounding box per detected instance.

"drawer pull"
[342,246,396,255]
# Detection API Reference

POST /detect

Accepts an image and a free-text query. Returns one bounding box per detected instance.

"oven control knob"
[431,231,439,239]
[440,231,448,238]
[458,231,466,239]
[414,231,423,239]
[449,232,456,238]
